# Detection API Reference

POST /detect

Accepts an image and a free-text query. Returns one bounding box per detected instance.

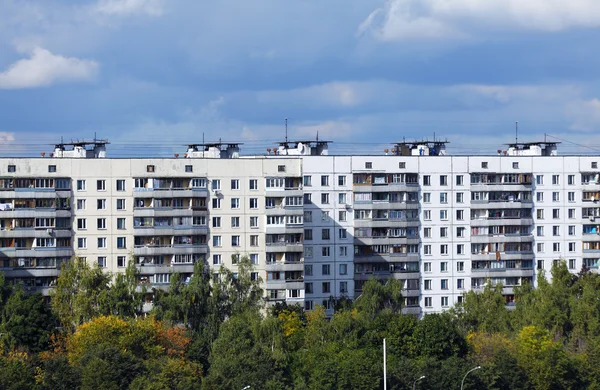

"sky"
[2,0,600,156]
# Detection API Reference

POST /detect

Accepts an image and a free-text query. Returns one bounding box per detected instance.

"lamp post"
[412,375,425,390]
[383,338,387,390]
[241,386,251,390]
[461,366,481,390]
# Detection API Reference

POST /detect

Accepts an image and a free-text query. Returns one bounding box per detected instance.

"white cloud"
[0,47,98,89]
[567,98,600,131]
[361,0,600,41]
[94,0,164,16]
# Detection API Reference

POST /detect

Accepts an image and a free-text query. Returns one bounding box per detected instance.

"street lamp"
[412,375,425,390]
[241,386,251,390]
[461,366,481,390]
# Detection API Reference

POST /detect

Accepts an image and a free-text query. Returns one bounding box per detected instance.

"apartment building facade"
[0,140,598,315]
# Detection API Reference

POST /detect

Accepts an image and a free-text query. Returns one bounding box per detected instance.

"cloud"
[0,47,98,89]
[360,0,600,41]
[94,0,164,16]
[567,98,600,132]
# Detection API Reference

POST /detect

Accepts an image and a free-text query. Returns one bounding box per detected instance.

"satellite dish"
[297,142,305,154]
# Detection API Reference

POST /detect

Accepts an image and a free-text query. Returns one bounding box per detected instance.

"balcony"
[133,245,208,256]
[265,242,303,252]
[470,234,533,244]
[133,188,209,198]
[265,261,304,272]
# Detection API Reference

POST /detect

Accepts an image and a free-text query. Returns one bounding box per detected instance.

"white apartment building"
[0,139,598,315]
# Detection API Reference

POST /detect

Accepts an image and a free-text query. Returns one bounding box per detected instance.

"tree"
[217,254,264,317]
[0,285,57,352]
[104,257,145,318]
[453,282,511,334]
[353,278,403,319]
[412,313,467,360]
[50,257,112,332]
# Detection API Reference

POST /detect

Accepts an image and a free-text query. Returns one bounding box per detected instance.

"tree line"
[0,257,598,389]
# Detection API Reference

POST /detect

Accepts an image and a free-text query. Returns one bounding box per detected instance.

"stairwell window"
[147,165,155,173]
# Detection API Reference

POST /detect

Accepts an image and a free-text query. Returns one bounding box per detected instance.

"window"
[212,180,221,190]
[456,175,464,186]
[456,192,464,203]
[278,165,286,172]
[212,217,221,228]
[231,179,239,190]
[322,247,331,257]
[249,179,258,190]
[456,210,464,220]
[212,236,222,247]
[339,246,348,257]
[441,297,449,307]
[457,261,464,272]
[96,257,106,268]
[304,229,313,240]
[537,260,544,270]
[553,192,560,202]
[553,226,560,236]
[77,199,86,210]
[183,165,193,173]
[440,244,448,255]
[321,175,329,186]
[568,192,575,202]
[97,180,106,191]
[440,227,448,238]
[232,235,240,247]
[399,162,406,169]
[537,209,544,220]
[322,282,331,294]
[97,237,107,249]
[338,175,346,186]
[425,297,432,307]
[423,175,431,186]
[340,281,348,294]
[322,264,331,275]
[569,259,576,270]
[457,244,465,255]
[424,245,432,255]
[441,279,449,290]
[512,162,519,169]
[536,175,544,185]
[117,237,127,249]
[250,198,258,209]
[231,217,240,228]
[441,262,448,272]
[423,193,431,203]
[553,243,561,252]
[552,175,560,185]
[439,192,448,204]
[339,228,347,239]
[97,199,106,210]
[322,229,330,240]
[424,280,432,290]
[457,279,464,289]
[250,235,259,247]
[117,256,126,268]
[537,192,544,202]
[212,198,221,209]
[593,162,598,169]
[537,226,544,237]
[116,179,126,191]
[440,175,448,186]
[456,227,465,237]
[117,218,126,230]
[213,255,222,265]
[568,225,576,236]
[77,180,86,191]
[424,262,432,272]
[338,210,347,222]
[321,193,330,204]
[117,199,126,210]
[77,237,87,249]
[97,218,106,230]
[304,194,311,204]
[146,165,156,173]
[77,218,86,230]
[48,165,57,173]
[365,162,372,169]
[231,198,240,209]
[568,175,575,185]
[553,209,560,219]
[440,210,448,220]
[339,264,348,275]
[537,243,545,253]
[481,162,488,169]
[7,165,15,173]
[250,216,258,228]
[424,228,431,238]
[424,210,431,220]
[568,209,575,219]
[338,193,347,204]
[568,242,576,253]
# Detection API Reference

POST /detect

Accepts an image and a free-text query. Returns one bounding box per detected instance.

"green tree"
[104,257,145,318]
[0,285,57,352]
[453,282,511,334]
[413,313,467,360]
[50,257,112,332]
[218,254,264,317]
[353,278,403,319]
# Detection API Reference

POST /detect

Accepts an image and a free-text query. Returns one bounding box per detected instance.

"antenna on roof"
[515,121,518,144]
[316,131,319,142]
[285,118,288,143]
[202,132,205,158]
